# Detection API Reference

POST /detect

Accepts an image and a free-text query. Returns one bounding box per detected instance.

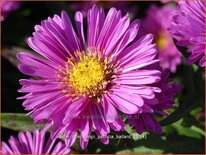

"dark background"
[1,1,205,154]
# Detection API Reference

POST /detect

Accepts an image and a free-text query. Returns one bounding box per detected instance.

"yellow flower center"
[156,32,168,51]
[69,56,105,94]
[61,51,116,98]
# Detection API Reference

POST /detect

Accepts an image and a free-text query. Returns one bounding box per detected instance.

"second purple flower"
[139,4,182,73]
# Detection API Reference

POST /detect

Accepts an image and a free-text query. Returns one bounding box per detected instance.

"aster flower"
[170,0,205,67]
[1,126,70,154]
[127,67,182,134]
[17,5,161,149]
[139,5,182,73]
[1,1,20,21]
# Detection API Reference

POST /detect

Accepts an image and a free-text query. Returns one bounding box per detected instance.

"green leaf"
[116,146,163,154]
[170,119,205,139]
[190,125,205,136]
[1,113,44,132]
[192,64,199,72]
[125,124,148,141]
[190,107,202,116]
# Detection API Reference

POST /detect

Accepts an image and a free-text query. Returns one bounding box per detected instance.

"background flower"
[127,67,182,134]
[170,0,205,67]
[1,1,20,21]
[139,5,182,73]
[1,126,70,154]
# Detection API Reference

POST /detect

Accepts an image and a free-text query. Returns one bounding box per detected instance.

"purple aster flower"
[17,5,161,149]
[127,67,182,134]
[170,0,205,67]
[1,1,20,21]
[139,5,182,73]
[1,126,70,154]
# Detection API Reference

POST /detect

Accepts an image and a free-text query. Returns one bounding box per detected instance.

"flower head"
[17,5,162,149]
[127,66,182,134]
[139,5,182,73]
[170,0,205,67]
[1,1,20,21]
[1,126,70,154]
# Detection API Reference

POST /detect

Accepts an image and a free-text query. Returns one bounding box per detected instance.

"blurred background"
[1,1,205,154]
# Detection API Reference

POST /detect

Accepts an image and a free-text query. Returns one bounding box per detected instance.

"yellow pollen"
[156,32,168,51]
[70,57,104,93]
[62,51,115,98]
